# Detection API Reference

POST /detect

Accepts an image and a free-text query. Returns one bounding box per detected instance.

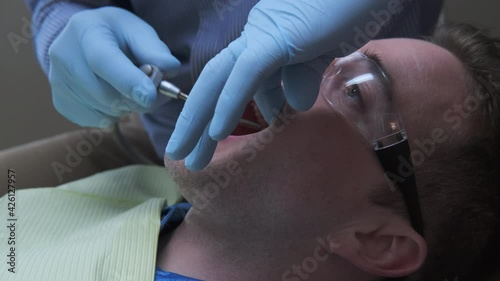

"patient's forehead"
[358,38,470,141]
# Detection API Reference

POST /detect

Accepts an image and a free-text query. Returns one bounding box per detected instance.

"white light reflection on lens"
[346,74,375,86]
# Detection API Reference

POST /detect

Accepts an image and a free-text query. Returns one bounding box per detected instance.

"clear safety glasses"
[321,52,424,236]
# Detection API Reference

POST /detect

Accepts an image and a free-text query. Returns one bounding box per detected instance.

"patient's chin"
[164,156,230,209]
[164,158,202,190]
[164,158,187,182]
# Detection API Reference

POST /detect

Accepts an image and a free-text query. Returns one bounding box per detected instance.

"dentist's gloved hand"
[166,0,391,170]
[48,7,180,127]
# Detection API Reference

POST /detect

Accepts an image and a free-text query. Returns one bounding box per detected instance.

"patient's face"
[166,38,469,235]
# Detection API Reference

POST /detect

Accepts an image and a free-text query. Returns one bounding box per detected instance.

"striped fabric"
[0,165,183,281]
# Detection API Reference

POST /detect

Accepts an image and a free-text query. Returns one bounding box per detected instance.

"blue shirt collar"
[156,203,201,281]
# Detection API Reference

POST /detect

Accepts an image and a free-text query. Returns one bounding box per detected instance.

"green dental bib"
[0,165,182,281]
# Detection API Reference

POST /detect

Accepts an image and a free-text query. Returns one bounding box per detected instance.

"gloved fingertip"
[290,101,314,112]
[207,115,227,140]
[165,153,182,161]
[165,139,185,161]
[185,157,206,172]
[185,147,214,171]
[254,95,286,125]
[155,56,181,78]
[165,147,180,161]
[208,126,229,142]
[287,94,317,112]
[131,77,157,107]
[157,54,181,70]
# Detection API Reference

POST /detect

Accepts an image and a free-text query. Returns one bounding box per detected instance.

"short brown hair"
[370,23,500,281]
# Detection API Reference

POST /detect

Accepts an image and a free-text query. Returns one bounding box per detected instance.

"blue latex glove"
[48,7,180,127]
[166,0,392,170]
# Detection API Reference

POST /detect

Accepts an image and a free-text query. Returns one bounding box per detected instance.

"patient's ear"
[328,222,427,277]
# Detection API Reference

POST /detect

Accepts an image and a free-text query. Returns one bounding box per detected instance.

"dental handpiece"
[139,64,188,101]
[139,64,262,131]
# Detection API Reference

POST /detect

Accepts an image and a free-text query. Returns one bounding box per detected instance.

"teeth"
[250,101,269,131]
[231,101,270,135]
[238,119,262,131]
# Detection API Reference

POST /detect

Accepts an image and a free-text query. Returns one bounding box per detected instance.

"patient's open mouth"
[231,101,269,136]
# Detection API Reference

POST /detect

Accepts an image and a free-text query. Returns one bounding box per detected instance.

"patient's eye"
[322,53,391,120]
[347,84,361,98]
[344,83,367,111]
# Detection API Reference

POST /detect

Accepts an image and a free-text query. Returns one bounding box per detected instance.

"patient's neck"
[156,208,373,281]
